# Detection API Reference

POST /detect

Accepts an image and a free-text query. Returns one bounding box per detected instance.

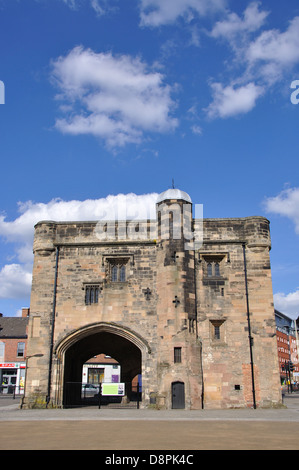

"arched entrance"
[54,322,151,408]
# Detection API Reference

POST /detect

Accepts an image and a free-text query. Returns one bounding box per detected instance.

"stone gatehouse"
[22,188,282,409]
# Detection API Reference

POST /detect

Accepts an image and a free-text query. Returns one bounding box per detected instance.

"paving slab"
[1,393,298,450]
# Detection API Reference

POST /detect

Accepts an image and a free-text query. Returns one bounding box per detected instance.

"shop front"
[0,363,26,394]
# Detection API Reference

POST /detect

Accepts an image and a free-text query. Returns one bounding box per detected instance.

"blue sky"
[0,0,299,319]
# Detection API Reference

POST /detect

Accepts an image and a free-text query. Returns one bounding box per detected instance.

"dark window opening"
[85,285,99,305]
[214,325,220,340]
[207,260,221,277]
[120,265,126,282]
[111,265,118,282]
[17,342,25,357]
[210,320,225,342]
[174,347,182,363]
[107,258,129,283]
[111,264,126,282]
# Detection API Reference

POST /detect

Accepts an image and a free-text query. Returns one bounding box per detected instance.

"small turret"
[155,187,196,332]
[156,188,192,244]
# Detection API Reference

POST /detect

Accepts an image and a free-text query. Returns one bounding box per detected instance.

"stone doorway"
[171,381,185,409]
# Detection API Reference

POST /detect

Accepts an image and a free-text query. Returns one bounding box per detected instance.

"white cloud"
[247,16,299,66]
[210,2,269,40]
[274,290,299,320]
[191,125,202,135]
[61,0,107,14]
[264,187,299,234]
[205,81,264,119]
[205,8,299,119]
[61,0,77,8]
[0,193,158,299]
[246,16,299,84]
[209,4,299,79]
[0,193,158,243]
[51,46,178,148]
[90,0,105,16]
[0,264,32,300]
[264,187,299,320]
[139,0,226,27]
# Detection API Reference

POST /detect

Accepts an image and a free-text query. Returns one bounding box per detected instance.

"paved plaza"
[0,392,299,450]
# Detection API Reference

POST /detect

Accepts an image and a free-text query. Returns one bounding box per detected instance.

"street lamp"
[283,325,293,393]
[20,353,44,408]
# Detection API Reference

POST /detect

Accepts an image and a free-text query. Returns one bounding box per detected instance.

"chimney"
[22,308,30,318]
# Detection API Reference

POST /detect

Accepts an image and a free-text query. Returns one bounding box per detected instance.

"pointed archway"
[53,322,151,407]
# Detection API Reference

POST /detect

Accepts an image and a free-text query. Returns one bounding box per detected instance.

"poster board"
[101,383,125,396]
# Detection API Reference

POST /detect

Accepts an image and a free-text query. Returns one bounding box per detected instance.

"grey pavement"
[1,392,299,450]
[1,391,299,421]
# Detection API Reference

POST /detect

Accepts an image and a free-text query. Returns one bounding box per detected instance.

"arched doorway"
[54,322,150,408]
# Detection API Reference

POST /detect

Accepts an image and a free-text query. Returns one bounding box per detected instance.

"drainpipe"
[193,250,205,409]
[242,243,256,409]
[46,246,59,407]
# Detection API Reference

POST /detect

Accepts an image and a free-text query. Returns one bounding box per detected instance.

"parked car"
[81,383,99,397]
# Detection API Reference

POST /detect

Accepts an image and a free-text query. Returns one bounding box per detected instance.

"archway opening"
[62,329,142,407]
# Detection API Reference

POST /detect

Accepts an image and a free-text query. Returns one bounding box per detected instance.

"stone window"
[174,347,182,363]
[214,324,220,340]
[206,260,221,277]
[200,254,226,278]
[85,285,100,305]
[210,320,225,342]
[201,254,226,289]
[111,264,126,282]
[107,258,129,283]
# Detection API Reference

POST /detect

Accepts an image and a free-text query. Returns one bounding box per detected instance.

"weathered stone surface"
[23,193,282,410]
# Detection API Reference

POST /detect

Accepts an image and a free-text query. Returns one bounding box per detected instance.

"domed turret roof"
[156,188,192,204]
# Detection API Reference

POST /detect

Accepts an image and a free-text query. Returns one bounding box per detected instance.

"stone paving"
[0,392,298,450]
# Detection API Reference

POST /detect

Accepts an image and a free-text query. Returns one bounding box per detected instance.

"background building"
[82,354,121,385]
[0,308,29,395]
[275,309,299,386]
